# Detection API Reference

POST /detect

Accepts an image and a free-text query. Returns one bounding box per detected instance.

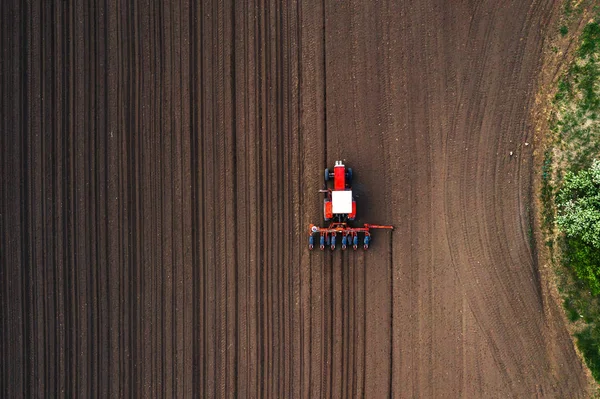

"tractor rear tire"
[324,168,330,181]
[346,168,353,184]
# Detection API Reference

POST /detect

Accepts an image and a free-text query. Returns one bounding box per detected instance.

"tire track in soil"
[0,0,594,398]
[323,1,393,396]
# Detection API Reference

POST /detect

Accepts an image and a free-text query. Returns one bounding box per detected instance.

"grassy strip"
[543,6,600,382]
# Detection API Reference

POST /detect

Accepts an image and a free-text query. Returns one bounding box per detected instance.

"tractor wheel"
[346,168,353,184]
[324,168,330,181]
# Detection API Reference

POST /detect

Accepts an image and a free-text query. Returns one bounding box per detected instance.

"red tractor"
[309,161,393,250]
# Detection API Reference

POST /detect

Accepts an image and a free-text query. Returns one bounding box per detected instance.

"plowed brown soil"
[1,0,591,397]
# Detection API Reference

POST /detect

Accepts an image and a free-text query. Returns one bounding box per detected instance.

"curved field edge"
[536,1,600,388]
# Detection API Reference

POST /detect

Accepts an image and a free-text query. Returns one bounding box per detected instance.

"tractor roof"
[331,190,353,214]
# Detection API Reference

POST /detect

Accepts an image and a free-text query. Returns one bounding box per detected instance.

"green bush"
[556,160,600,293]
[579,22,600,58]
[556,159,600,249]
[563,236,600,294]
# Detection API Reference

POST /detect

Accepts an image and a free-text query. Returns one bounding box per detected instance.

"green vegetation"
[542,12,600,384]
[556,160,600,249]
[576,327,600,382]
[564,0,588,18]
[541,150,555,231]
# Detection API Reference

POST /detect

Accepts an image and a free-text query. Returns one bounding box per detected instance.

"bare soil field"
[1,0,591,397]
